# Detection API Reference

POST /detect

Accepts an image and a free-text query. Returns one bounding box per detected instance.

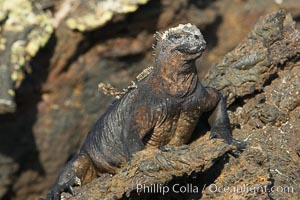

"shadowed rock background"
[0,0,299,199]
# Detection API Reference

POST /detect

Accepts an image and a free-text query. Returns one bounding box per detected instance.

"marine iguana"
[44,23,240,200]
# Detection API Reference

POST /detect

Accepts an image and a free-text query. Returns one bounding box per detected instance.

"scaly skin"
[44,23,238,200]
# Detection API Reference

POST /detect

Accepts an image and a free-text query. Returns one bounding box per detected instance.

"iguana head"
[154,23,206,62]
[151,24,206,96]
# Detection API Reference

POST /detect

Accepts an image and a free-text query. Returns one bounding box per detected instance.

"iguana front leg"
[122,105,155,160]
[122,122,146,161]
[198,87,232,144]
[206,88,232,144]
[45,153,96,200]
[204,88,247,149]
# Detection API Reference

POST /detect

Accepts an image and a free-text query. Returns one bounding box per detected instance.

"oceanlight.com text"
[136,183,294,195]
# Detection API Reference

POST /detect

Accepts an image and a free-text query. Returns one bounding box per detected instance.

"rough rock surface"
[0,0,300,200]
[65,138,234,200]
[204,9,300,104]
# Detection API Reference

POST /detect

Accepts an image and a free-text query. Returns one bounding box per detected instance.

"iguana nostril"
[195,35,199,39]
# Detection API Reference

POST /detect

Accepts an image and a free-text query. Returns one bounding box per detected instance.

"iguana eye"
[169,34,182,41]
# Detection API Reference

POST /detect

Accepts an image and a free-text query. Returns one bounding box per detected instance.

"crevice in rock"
[228,90,262,112]
[201,15,222,50]
[266,170,275,200]
[189,0,218,9]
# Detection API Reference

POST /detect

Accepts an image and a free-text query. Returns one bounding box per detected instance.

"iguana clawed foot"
[43,176,81,200]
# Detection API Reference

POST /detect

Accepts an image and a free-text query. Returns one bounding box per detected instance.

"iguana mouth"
[174,41,206,54]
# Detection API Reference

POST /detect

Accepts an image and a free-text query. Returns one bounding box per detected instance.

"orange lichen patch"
[229,166,238,173]
[256,176,268,183]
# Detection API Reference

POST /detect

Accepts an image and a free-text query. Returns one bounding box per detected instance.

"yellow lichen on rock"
[0,38,6,51]
[66,11,113,32]
[65,0,149,31]
[0,0,53,113]
[1,0,53,72]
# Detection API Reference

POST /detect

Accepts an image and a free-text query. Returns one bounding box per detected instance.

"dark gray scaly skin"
[44,24,240,200]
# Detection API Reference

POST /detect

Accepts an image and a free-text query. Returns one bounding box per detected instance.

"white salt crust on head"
[160,23,201,40]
